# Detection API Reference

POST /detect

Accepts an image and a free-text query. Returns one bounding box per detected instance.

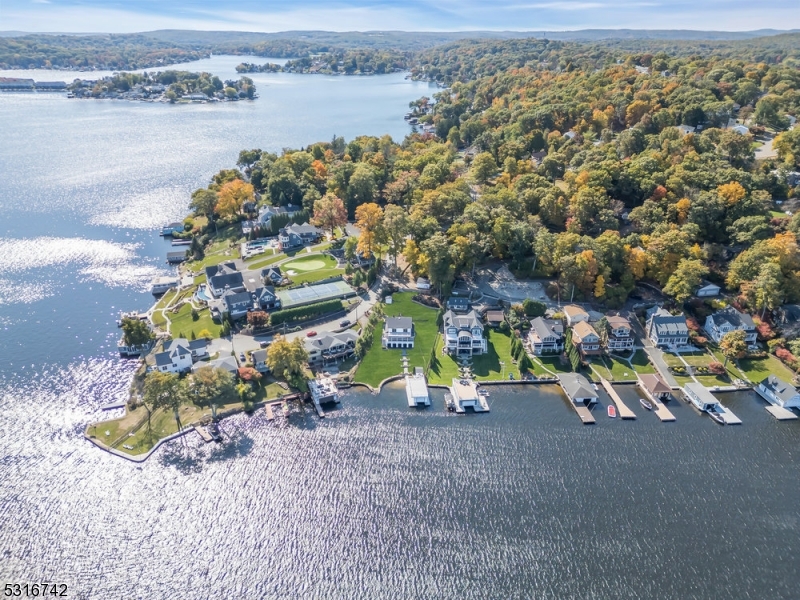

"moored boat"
[639,398,653,411]
[608,405,617,418]
[708,411,725,425]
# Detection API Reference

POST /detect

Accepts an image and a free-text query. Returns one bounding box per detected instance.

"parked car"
[239,352,246,362]
[259,341,270,349]
[306,330,317,337]
[339,320,351,328]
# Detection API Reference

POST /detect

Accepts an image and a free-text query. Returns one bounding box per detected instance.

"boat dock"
[651,399,676,422]
[599,379,636,419]
[265,403,275,420]
[573,405,596,424]
[194,425,213,443]
[313,397,325,418]
[406,369,431,407]
[717,404,742,425]
[449,378,489,413]
[99,399,127,411]
[765,405,798,420]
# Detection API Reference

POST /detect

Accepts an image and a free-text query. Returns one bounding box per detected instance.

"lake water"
[1,56,799,599]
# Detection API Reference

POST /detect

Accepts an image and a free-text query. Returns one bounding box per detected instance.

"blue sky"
[3,1,799,33]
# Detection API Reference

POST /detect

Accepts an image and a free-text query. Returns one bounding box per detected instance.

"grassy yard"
[283,254,343,285]
[630,350,656,374]
[738,354,796,384]
[592,355,639,381]
[355,293,440,387]
[168,303,219,340]
[536,355,573,375]
[428,335,462,384]
[247,253,285,270]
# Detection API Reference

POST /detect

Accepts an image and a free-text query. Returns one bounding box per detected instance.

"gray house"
[646,307,689,349]
[558,373,598,405]
[528,317,564,355]
[755,375,800,409]
[223,290,253,320]
[704,307,757,348]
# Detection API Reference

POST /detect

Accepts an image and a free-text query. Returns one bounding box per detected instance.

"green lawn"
[247,253,285,270]
[536,355,573,375]
[282,254,343,285]
[631,350,656,374]
[592,355,639,381]
[738,355,796,384]
[355,293,440,387]
[168,304,220,340]
[469,329,521,382]
[427,335,462,384]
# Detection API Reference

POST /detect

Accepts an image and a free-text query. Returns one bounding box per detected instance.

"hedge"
[269,299,343,325]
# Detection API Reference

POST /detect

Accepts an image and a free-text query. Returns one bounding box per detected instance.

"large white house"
[528,317,563,355]
[305,330,358,366]
[755,375,800,409]
[443,310,486,356]
[151,337,209,374]
[704,307,757,349]
[382,316,415,349]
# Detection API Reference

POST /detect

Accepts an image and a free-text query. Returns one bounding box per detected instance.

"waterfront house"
[443,310,487,356]
[683,382,720,412]
[193,356,238,375]
[117,338,154,358]
[563,304,589,327]
[638,373,671,402]
[223,290,253,320]
[528,317,564,355]
[167,251,187,264]
[187,338,209,360]
[207,263,245,298]
[309,376,340,405]
[305,330,358,366]
[755,375,800,409]
[446,297,470,312]
[261,266,284,285]
[153,339,194,374]
[161,222,184,236]
[606,316,634,352]
[646,307,689,349]
[557,373,598,405]
[695,281,721,297]
[572,321,602,357]
[382,316,415,349]
[278,223,322,250]
[704,307,757,349]
[151,276,179,295]
[251,349,269,373]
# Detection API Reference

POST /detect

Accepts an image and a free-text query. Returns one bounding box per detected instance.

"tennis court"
[277,280,356,308]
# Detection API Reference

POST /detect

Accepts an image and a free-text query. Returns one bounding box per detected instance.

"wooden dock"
[599,379,636,419]
[651,399,676,422]
[573,405,596,424]
[718,404,742,425]
[313,398,325,418]
[194,425,213,443]
[265,404,275,421]
[765,405,798,420]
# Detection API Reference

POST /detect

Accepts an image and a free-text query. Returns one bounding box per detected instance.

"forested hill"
[1,29,799,71]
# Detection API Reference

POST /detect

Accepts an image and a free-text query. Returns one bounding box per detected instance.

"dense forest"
[237,49,410,76]
[187,37,799,324]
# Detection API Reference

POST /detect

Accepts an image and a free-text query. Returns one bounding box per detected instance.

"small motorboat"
[708,411,725,425]
[639,398,653,411]
[608,405,617,418]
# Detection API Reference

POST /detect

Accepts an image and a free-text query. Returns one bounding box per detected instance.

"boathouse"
[683,382,720,412]
[755,375,800,409]
[638,373,671,402]
[557,373,598,405]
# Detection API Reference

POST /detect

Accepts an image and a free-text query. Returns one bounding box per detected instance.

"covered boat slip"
[683,383,742,425]
[406,371,430,407]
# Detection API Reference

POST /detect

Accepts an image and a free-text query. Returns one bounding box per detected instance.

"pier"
[599,379,636,419]
[651,399,676,422]
[765,405,798,420]
[573,405,596,424]
[265,403,275,421]
[313,397,326,418]
[194,425,213,443]
[717,404,742,425]
[449,378,489,413]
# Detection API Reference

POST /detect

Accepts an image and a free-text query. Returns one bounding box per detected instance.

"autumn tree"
[355,202,384,259]
[142,372,185,436]
[311,192,348,237]
[663,259,709,303]
[266,336,309,386]
[188,366,237,419]
[216,179,254,217]
[190,188,218,218]
[719,330,748,367]
[247,310,269,329]
[382,204,409,265]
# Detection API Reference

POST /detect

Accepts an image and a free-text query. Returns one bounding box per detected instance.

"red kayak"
[608,405,617,418]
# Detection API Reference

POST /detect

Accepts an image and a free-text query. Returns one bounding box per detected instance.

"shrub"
[685,317,700,332]
[708,361,726,375]
[775,347,796,363]
[756,322,776,341]
[269,299,343,325]
[693,336,708,347]
[767,338,786,353]
[522,298,547,317]
[499,320,510,334]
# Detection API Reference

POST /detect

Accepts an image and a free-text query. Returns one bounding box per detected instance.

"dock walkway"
[599,379,636,419]
[717,404,742,425]
[651,399,676,422]
[765,405,798,420]
[313,397,325,418]
[194,425,213,443]
[573,405,596,424]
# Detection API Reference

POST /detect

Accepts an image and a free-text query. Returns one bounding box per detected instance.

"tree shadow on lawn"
[472,343,502,378]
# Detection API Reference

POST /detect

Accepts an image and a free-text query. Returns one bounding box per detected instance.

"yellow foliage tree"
[216,179,254,217]
[675,198,691,224]
[717,181,746,206]
[594,274,606,299]
[355,202,384,259]
[625,245,647,280]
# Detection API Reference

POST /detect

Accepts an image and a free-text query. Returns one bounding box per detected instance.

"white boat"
[639,398,653,411]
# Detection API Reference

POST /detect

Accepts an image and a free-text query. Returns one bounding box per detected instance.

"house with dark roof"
[443,310,486,355]
[193,356,238,375]
[446,297,470,313]
[638,373,671,402]
[278,223,322,250]
[223,290,254,320]
[704,307,757,348]
[695,281,721,297]
[205,262,245,298]
[646,307,689,349]
[251,349,270,373]
[382,316,415,349]
[305,330,359,366]
[261,266,283,285]
[755,375,800,409]
[253,286,281,311]
[528,317,563,355]
[152,338,195,374]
